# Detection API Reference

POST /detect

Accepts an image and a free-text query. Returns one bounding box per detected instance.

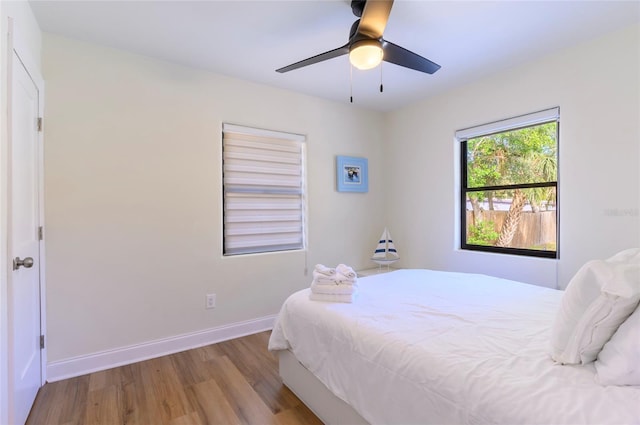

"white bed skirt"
[279,349,368,425]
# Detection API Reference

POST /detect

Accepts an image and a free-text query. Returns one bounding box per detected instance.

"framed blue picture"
[336,155,368,193]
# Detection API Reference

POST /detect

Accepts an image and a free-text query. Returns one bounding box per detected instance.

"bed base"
[278,350,368,425]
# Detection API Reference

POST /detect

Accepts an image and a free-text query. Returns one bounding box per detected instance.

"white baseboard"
[46,315,276,382]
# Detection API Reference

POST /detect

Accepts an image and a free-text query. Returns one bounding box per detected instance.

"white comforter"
[269,269,640,425]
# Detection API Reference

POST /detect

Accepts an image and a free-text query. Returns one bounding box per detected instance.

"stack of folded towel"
[309,263,358,303]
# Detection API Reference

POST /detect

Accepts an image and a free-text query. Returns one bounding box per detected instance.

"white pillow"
[550,249,640,365]
[605,247,640,264]
[595,304,640,386]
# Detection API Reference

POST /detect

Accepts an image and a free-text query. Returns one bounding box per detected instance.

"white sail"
[371,228,399,265]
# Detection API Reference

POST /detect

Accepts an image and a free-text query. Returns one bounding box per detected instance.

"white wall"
[42,34,386,365]
[0,0,42,421]
[384,24,640,289]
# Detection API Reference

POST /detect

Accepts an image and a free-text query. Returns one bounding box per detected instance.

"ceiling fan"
[276,0,441,75]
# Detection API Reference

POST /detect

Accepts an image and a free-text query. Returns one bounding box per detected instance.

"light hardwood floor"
[26,331,322,425]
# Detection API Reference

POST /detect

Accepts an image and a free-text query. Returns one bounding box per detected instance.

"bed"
[268,268,640,425]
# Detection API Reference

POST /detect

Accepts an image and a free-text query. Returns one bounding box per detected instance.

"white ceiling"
[29,0,640,112]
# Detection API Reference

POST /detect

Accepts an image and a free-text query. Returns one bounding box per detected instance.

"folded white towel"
[313,276,338,285]
[336,263,357,279]
[309,291,357,303]
[314,264,336,276]
[336,275,357,284]
[311,281,357,295]
[313,271,340,284]
[313,275,357,285]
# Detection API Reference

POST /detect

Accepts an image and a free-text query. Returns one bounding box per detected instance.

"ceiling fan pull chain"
[350,63,354,103]
[380,63,384,93]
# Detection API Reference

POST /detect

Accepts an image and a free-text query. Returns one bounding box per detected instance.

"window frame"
[458,108,559,259]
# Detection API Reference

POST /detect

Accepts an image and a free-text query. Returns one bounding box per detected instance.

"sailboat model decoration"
[371,227,399,269]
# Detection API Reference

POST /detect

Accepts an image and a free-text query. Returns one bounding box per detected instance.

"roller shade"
[456,107,560,141]
[222,124,306,255]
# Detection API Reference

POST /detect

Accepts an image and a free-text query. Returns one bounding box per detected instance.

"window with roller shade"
[222,124,306,255]
[458,108,559,258]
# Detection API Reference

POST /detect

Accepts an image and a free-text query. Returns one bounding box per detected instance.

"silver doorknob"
[13,257,34,270]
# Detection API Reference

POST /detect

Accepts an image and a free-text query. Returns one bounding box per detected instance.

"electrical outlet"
[206,293,216,309]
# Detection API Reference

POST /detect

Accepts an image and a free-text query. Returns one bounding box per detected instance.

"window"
[458,108,559,258]
[222,124,306,255]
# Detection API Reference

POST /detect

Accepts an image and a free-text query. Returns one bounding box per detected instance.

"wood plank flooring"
[26,331,322,425]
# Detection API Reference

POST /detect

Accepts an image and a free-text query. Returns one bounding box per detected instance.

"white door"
[9,50,42,425]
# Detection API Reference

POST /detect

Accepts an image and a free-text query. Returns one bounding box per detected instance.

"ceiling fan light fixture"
[349,39,383,70]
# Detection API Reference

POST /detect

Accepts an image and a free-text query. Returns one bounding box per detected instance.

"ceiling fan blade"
[276,44,350,73]
[356,0,393,38]
[382,40,441,74]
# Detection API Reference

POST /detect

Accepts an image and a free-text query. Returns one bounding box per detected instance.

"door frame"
[2,14,47,423]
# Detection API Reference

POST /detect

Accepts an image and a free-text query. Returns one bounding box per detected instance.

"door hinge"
[40,335,45,349]
[38,226,43,241]
[37,117,43,132]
